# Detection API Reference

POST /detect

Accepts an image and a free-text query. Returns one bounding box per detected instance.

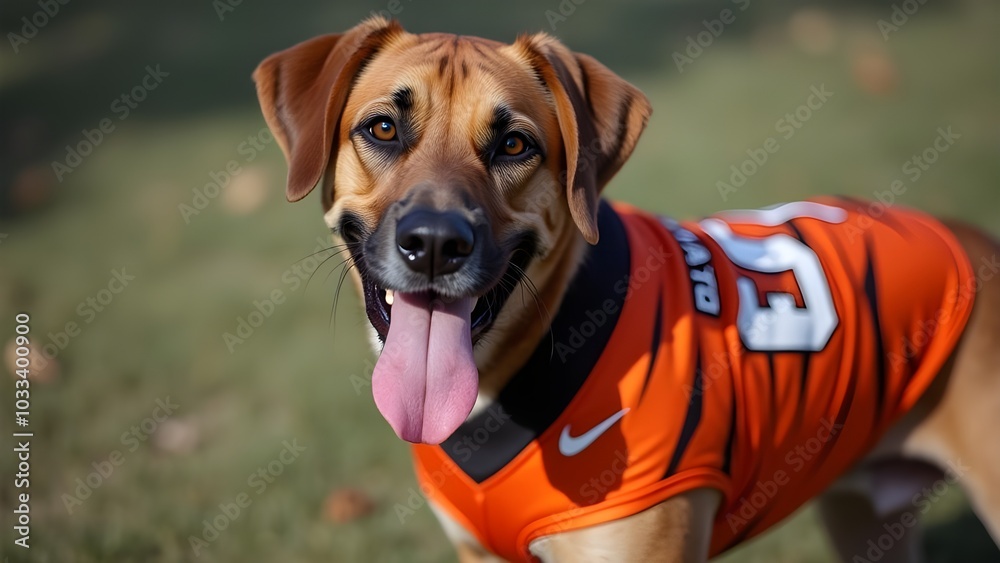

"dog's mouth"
[362,258,531,345]
[356,236,535,445]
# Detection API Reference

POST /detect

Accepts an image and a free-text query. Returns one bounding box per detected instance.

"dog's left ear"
[516,34,652,244]
[253,17,403,202]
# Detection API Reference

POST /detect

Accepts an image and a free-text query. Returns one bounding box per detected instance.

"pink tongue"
[371,292,479,444]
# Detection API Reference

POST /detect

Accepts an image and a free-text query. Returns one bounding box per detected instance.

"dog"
[253,17,1000,562]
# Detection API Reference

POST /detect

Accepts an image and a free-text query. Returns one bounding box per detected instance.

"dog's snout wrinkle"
[396,209,475,279]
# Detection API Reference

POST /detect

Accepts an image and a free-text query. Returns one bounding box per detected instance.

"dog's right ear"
[253,17,402,202]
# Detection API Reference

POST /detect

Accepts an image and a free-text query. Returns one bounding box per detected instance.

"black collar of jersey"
[439,200,631,483]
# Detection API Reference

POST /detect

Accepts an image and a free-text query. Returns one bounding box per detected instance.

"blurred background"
[1,0,998,561]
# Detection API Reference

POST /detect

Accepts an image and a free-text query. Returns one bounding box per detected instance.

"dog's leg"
[819,487,927,563]
[429,502,509,563]
[528,488,720,563]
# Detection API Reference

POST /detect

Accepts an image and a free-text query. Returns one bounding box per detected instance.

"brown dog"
[254,17,1000,562]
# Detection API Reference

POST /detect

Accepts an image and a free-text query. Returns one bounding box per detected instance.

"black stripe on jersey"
[721,398,737,476]
[906,350,921,383]
[799,353,811,397]
[786,219,806,244]
[793,353,811,431]
[799,232,869,484]
[864,236,888,420]
[439,201,630,483]
[638,292,664,404]
[767,352,777,394]
[803,352,858,480]
[726,348,816,549]
[666,356,704,477]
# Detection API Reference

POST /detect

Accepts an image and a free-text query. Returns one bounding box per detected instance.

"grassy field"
[1,1,998,561]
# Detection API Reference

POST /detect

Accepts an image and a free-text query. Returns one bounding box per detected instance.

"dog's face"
[254,18,651,443]
[323,30,563,342]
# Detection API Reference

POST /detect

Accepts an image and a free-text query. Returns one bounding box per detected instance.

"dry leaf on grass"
[323,487,375,524]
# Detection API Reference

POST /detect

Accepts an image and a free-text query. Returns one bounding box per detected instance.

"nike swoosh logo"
[558,408,630,457]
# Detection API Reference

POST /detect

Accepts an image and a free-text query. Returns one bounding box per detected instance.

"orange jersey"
[411,197,975,561]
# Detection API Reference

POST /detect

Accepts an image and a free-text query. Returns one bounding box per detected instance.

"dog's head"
[254,17,651,443]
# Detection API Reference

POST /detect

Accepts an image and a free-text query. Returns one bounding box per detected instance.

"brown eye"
[502,134,526,156]
[369,119,397,141]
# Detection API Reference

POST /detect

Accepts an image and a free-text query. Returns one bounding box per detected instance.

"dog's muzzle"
[345,201,535,445]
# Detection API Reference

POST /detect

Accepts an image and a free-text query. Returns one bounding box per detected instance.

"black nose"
[395,209,475,278]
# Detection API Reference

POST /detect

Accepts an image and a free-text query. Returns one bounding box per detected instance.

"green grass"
[1,3,998,562]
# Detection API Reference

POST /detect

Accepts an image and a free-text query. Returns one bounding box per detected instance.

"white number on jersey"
[700,202,847,352]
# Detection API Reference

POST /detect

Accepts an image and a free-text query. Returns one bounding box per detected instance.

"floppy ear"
[253,17,403,202]
[516,34,652,244]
